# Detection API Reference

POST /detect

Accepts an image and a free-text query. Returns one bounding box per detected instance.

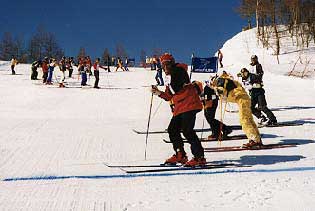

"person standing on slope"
[155,58,164,86]
[115,57,125,71]
[86,56,93,76]
[151,53,206,167]
[10,56,18,75]
[124,57,129,71]
[31,60,40,80]
[46,58,58,85]
[42,57,49,83]
[79,61,88,86]
[93,58,107,88]
[59,56,67,82]
[244,55,277,125]
[106,55,111,72]
[67,57,74,78]
[218,49,223,68]
[202,78,232,140]
[213,72,262,149]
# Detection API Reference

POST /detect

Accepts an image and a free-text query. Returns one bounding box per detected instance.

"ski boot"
[164,151,188,165]
[222,126,233,138]
[266,119,277,126]
[242,140,263,149]
[59,83,66,88]
[184,157,207,167]
[207,134,219,141]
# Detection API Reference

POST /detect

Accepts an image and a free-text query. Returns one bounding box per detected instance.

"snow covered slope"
[0,28,315,210]
[219,27,315,77]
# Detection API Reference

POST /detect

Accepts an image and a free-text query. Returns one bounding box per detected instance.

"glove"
[151,85,161,95]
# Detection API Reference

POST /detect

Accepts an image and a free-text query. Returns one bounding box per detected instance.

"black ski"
[122,163,249,174]
[258,122,303,128]
[104,163,180,168]
[104,162,238,168]
[133,121,303,135]
[133,125,242,135]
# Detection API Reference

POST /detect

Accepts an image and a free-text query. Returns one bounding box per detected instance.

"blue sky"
[0,0,245,63]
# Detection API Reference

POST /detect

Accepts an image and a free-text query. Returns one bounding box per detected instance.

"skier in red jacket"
[151,53,206,167]
[93,58,107,88]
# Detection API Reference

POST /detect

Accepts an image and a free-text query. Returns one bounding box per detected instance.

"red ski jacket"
[42,62,49,73]
[159,83,202,116]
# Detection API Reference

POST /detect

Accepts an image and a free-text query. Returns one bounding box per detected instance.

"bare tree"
[28,25,63,61]
[102,48,110,65]
[115,43,128,59]
[14,35,28,63]
[152,48,162,58]
[140,49,146,67]
[77,47,86,60]
[0,32,16,60]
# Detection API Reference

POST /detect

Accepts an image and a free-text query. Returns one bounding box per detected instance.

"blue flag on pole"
[128,58,135,67]
[191,57,218,73]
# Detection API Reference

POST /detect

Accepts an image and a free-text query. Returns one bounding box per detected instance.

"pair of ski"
[133,121,303,135]
[163,134,248,143]
[204,142,298,152]
[104,162,250,174]
[162,138,298,152]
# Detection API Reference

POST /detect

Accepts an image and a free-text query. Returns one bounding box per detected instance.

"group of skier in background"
[25,56,130,88]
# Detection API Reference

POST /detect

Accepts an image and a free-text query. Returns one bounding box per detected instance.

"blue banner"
[128,58,135,67]
[191,57,218,73]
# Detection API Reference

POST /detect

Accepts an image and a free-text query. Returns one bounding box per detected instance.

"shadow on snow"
[3,166,315,182]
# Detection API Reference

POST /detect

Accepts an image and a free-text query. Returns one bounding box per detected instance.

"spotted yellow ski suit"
[215,75,261,143]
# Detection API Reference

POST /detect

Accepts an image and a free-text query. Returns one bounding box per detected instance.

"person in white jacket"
[10,56,18,75]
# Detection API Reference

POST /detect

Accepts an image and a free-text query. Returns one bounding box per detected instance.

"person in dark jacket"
[218,49,223,68]
[79,61,88,86]
[42,57,49,83]
[155,58,164,86]
[92,58,107,88]
[31,60,41,80]
[202,79,232,140]
[238,55,277,125]
[151,53,206,167]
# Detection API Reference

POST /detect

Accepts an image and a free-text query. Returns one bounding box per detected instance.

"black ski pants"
[94,70,99,87]
[42,72,48,83]
[204,100,228,137]
[167,110,204,158]
[250,88,276,121]
[31,67,38,80]
[69,68,73,78]
[11,65,16,75]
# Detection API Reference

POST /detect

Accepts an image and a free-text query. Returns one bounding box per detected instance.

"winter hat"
[251,55,258,60]
[160,53,175,64]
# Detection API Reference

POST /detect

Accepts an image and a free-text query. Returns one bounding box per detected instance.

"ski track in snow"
[1,31,315,210]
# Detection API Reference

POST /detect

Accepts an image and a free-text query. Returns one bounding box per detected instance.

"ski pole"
[144,91,154,160]
[200,118,205,140]
[151,99,163,118]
